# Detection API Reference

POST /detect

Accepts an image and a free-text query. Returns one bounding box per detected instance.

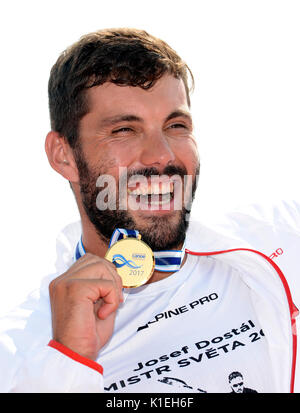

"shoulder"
[243,387,258,393]
[192,199,300,308]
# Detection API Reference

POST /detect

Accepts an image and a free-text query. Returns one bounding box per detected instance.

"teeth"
[162,182,172,194]
[148,193,172,206]
[153,184,160,195]
[128,182,174,196]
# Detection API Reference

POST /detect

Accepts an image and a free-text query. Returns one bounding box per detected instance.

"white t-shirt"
[98,253,275,393]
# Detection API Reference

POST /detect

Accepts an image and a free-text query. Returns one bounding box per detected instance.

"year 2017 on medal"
[128,269,144,276]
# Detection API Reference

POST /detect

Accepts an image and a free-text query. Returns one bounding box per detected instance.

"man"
[0,28,299,393]
[228,372,257,393]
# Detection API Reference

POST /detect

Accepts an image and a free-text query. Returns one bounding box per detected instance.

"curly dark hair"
[48,28,194,149]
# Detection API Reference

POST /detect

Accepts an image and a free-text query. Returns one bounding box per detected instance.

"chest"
[98,257,274,393]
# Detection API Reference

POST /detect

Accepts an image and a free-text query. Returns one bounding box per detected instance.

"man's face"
[74,74,200,250]
[230,377,244,393]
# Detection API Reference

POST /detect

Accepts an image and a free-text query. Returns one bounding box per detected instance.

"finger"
[77,261,124,301]
[70,278,120,309]
[55,256,120,285]
[91,280,121,319]
[77,253,117,271]
[71,254,117,276]
[50,255,124,303]
[72,257,124,299]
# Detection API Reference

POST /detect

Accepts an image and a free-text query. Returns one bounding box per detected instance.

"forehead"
[84,75,189,119]
[231,377,243,383]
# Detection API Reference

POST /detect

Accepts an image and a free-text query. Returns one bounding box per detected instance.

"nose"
[139,131,176,168]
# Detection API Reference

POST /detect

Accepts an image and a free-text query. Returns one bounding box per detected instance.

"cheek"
[88,143,138,173]
[175,138,200,174]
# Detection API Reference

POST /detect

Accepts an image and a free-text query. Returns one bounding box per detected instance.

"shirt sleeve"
[12,342,104,393]
[0,288,105,393]
[0,335,104,393]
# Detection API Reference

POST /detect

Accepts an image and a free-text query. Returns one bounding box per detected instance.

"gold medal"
[105,235,155,288]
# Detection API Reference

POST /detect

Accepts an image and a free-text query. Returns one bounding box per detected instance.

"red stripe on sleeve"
[48,339,103,375]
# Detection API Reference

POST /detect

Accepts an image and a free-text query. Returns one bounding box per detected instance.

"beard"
[74,149,199,251]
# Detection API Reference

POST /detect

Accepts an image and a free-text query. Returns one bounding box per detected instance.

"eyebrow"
[100,114,142,127]
[100,110,193,128]
[165,110,193,124]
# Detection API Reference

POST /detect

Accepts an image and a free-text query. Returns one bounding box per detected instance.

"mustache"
[125,164,188,180]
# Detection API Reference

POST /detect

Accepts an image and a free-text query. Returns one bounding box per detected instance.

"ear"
[45,131,79,183]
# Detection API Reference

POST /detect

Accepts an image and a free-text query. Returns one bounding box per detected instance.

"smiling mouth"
[127,178,178,209]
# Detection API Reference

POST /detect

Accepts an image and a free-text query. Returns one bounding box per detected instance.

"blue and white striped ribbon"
[74,228,185,272]
[74,236,86,261]
[108,228,140,248]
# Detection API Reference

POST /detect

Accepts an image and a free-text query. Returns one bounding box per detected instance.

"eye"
[168,123,187,129]
[112,127,133,134]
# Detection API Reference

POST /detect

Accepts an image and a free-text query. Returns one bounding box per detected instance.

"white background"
[0,0,299,315]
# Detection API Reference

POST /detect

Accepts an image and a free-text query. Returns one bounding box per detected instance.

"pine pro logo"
[137,293,219,332]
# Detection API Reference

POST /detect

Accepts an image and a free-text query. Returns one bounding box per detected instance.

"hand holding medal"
[105,229,155,288]
[104,228,185,288]
[75,228,186,288]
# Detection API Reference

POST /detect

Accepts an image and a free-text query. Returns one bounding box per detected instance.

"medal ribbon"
[75,228,185,272]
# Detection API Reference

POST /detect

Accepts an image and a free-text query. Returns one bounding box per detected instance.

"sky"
[0,0,299,315]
